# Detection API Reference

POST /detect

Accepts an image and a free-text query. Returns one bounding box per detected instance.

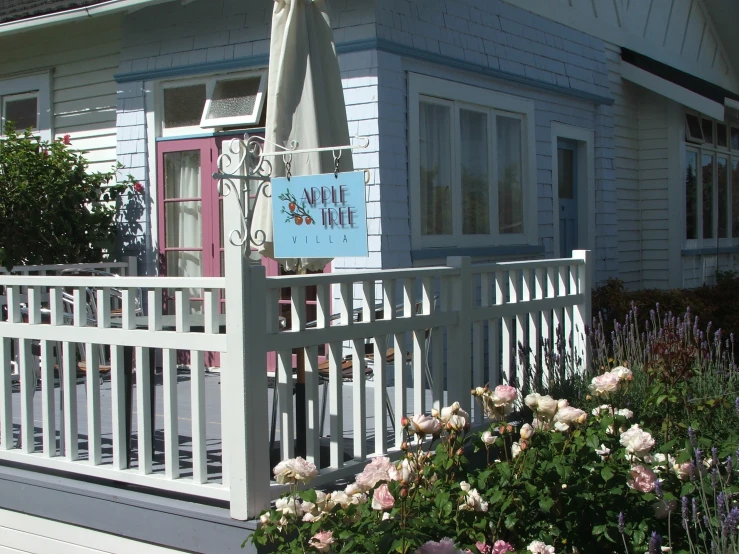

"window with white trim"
[159,70,266,137]
[409,74,536,249]
[0,72,51,141]
[684,113,739,246]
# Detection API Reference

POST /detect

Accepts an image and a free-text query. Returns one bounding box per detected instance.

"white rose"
[592,404,612,417]
[512,442,522,458]
[520,423,534,440]
[396,458,415,483]
[259,513,271,524]
[482,431,495,445]
[616,408,634,419]
[595,444,611,460]
[557,399,569,409]
[273,457,318,484]
[589,372,621,396]
[524,393,541,410]
[447,413,467,430]
[553,406,588,425]
[344,483,362,496]
[554,421,570,432]
[460,481,471,492]
[620,424,655,457]
[536,395,559,417]
[610,366,633,381]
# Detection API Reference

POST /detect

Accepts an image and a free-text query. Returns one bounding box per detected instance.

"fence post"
[572,250,592,374]
[126,256,138,277]
[446,256,473,414]
[221,140,270,520]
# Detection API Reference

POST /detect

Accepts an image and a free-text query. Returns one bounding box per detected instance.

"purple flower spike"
[726,456,733,478]
[711,468,719,489]
[682,496,689,526]
[712,446,719,467]
[717,492,727,521]
[648,532,662,554]
[692,497,698,524]
[618,512,625,534]
[695,448,703,467]
[735,397,739,418]
[688,427,697,449]
[654,479,663,499]
[724,507,739,537]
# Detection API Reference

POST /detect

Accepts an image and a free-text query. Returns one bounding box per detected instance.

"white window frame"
[408,73,537,250]
[0,72,52,142]
[683,112,739,250]
[158,70,266,137]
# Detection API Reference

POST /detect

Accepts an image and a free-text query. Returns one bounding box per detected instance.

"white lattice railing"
[0,251,590,520]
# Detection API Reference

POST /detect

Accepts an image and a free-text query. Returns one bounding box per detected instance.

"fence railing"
[0,257,138,277]
[0,251,590,520]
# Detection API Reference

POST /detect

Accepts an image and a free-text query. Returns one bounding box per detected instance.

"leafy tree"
[0,124,137,269]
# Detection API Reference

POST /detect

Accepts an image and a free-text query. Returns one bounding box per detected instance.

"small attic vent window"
[161,71,266,136]
[685,113,705,144]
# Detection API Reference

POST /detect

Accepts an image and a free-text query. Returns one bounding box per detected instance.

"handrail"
[0,276,226,288]
[265,266,459,288]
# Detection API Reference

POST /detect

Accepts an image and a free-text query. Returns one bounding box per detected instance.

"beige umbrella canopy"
[251,0,354,273]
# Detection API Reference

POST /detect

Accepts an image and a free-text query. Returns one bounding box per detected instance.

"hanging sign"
[271,171,368,258]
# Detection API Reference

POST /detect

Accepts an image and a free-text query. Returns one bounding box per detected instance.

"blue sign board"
[271,171,368,258]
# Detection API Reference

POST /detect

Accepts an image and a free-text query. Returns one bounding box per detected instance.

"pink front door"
[157,136,331,368]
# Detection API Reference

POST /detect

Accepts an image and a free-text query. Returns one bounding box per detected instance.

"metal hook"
[333,149,341,178]
[284,153,292,181]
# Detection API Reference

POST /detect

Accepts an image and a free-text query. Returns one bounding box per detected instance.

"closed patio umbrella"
[251,0,354,274]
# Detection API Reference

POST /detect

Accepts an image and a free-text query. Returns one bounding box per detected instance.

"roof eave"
[0,0,169,37]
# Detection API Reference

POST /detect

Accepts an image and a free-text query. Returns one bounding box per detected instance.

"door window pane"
[3,95,37,130]
[733,161,739,238]
[419,101,452,235]
[685,151,698,239]
[460,109,489,235]
[702,119,714,145]
[703,154,714,239]
[718,157,728,238]
[732,127,739,151]
[497,116,523,235]
[165,202,202,248]
[558,148,575,199]
[166,251,202,279]
[205,78,260,120]
[163,85,206,128]
[164,150,201,199]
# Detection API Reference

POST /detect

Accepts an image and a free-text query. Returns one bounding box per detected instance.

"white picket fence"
[0,250,590,520]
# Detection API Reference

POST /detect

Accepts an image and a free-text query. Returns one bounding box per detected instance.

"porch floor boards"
[6,369,443,484]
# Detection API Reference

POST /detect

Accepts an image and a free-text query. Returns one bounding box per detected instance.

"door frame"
[551,122,595,259]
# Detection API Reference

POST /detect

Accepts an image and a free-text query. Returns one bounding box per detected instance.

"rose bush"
[245,341,739,554]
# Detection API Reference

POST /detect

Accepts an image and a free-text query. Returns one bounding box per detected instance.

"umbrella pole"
[295,348,306,457]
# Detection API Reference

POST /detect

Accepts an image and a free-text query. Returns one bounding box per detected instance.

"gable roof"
[0,1,109,24]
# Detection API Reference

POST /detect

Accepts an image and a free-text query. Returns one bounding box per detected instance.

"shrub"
[0,124,136,269]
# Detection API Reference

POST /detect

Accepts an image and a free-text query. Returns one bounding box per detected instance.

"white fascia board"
[621,62,725,121]
[0,0,172,37]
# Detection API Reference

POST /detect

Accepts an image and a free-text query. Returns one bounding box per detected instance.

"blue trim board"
[115,38,614,106]
[412,244,545,261]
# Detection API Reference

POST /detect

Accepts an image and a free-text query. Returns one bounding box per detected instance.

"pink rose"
[492,385,517,406]
[410,413,442,436]
[371,483,395,511]
[62,134,71,145]
[355,456,396,491]
[309,530,335,552]
[628,464,657,493]
[273,457,318,484]
[589,372,620,396]
[475,542,492,554]
[491,541,515,554]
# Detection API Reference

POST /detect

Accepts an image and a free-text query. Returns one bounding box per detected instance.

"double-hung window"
[684,113,739,247]
[0,72,51,141]
[409,73,536,250]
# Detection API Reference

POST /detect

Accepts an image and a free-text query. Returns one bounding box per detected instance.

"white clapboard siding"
[0,15,121,175]
[501,0,739,92]
[0,509,186,554]
[607,42,642,289]
[637,90,672,289]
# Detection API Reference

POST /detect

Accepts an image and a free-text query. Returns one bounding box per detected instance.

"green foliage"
[0,124,136,269]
